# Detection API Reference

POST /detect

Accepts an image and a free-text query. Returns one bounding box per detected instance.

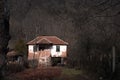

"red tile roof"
[27,36,68,45]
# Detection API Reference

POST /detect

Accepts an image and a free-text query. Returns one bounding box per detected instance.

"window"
[56,45,60,52]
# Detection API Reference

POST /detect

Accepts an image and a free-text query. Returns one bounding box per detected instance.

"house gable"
[27,36,68,45]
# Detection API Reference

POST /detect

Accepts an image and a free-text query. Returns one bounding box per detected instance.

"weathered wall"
[28,45,34,53]
[51,45,67,57]
[28,44,67,58]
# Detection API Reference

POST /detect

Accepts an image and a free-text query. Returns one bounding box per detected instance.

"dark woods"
[9,0,120,79]
[0,0,120,79]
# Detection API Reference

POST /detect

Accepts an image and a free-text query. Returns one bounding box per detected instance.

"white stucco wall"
[51,45,67,57]
[28,45,34,53]
[28,45,67,57]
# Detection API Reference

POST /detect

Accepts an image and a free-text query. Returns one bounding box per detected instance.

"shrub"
[6,63,25,73]
[14,39,27,56]
[28,59,39,68]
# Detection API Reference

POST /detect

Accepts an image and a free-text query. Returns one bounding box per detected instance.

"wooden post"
[61,58,64,64]
[112,46,115,73]
[33,45,36,68]
[38,49,40,65]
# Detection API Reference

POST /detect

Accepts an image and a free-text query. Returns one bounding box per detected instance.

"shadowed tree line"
[0,0,10,78]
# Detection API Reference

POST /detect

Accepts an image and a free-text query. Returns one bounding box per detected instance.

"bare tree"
[0,0,10,78]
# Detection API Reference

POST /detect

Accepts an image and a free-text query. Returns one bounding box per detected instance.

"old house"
[27,36,68,66]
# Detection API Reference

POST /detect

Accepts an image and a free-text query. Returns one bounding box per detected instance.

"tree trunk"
[0,0,10,78]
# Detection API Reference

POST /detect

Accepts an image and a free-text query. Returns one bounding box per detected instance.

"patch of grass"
[62,67,83,76]
[55,67,86,80]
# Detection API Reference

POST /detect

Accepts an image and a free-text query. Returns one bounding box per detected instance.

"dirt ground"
[6,67,90,80]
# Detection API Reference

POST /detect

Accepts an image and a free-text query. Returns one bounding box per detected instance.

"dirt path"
[6,67,62,80]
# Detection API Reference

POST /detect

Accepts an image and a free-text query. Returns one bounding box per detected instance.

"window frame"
[56,45,60,52]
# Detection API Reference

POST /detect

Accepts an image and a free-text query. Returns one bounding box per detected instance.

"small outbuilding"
[7,50,23,64]
[27,36,68,66]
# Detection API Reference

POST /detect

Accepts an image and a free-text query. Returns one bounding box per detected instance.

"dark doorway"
[51,57,61,66]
